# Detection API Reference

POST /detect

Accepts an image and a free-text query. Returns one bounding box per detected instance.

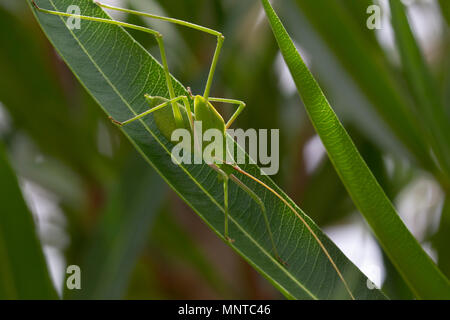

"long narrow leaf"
[439,0,450,26]
[30,0,385,299]
[261,0,450,299]
[66,158,166,299]
[389,0,450,186]
[293,0,436,176]
[0,143,58,299]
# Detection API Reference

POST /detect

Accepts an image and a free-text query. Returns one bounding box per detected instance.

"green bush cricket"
[31,0,354,299]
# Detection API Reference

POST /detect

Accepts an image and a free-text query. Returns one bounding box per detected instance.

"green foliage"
[0,143,57,299]
[261,0,450,299]
[65,157,166,299]
[389,0,450,186]
[0,0,449,300]
[293,0,432,172]
[29,0,385,299]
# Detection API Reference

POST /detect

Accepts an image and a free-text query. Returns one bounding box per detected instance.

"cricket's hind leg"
[229,173,287,266]
[210,163,286,265]
[209,164,234,243]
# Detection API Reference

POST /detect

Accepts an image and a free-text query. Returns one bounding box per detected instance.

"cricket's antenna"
[231,165,356,300]
[31,0,39,10]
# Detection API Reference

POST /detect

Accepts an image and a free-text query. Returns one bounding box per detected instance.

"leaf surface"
[261,0,450,299]
[0,143,57,299]
[30,0,386,299]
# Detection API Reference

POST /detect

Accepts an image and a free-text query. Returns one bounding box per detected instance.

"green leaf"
[293,0,435,173]
[260,0,450,299]
[439,0,450,26]
[433,198,450,279]
[66,156,166,299]
[30,0,385,299]
[389,0,450,187]
[0,5,105,180]
[0,143,58,299]
[150,208,232,298]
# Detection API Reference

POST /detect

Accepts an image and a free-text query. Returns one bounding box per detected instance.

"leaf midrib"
[46,0,317,300]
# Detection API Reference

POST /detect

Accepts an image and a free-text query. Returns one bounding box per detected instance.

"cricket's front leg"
[109,95,189,127]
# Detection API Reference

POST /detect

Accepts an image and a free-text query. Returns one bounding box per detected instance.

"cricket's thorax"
[193,95,225,134]
[193,96,229,164]
[149,95,230,165]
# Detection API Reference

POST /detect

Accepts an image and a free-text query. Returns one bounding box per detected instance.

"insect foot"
[276,254,288,267]
[109,116,123,127]
[225,236,235,244]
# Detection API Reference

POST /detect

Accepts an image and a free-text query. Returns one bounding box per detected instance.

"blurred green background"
[0,0,449,299]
